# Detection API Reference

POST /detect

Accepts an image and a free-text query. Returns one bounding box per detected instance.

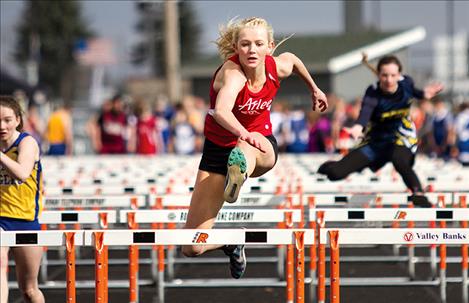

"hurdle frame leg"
[277,245,285,280]
[129,244,139,303]
[40,224,48,283]
[104,245,109,303]
[440,220,447,303]
[317,244,326,303]
[460,195,468,303]
[285,211,294,303]
[462,242,468,303]
[65,232,76,303]
[462,269,468,303]
[286,243,294,303]
[309,220,317,303]
[151,247,158,282]
[329,231,340,303]
[157,244,165,303]
[94,231,106,303]
[407,215,416,280]
[167,222,176,282]
[295,231,305,303]
[430,245,438,279]
[317,211,326,303]
[167,246,175,282]
[127,212,139,303]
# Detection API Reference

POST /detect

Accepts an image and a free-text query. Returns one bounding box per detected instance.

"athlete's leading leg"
[224,133,276,202]
[221,133,276,278]
[317,148,372,181]
[12,246,45,303]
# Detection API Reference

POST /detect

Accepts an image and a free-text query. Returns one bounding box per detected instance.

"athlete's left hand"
[423,82,444,100]
[311,89,328,112]
[239,132,266,153]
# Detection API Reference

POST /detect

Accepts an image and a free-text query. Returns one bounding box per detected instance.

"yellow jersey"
[0,133,43,221]
[46,110,67,144]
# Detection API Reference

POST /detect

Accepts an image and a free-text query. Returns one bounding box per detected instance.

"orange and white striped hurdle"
[320,228,469,303]
[1,228,314,303]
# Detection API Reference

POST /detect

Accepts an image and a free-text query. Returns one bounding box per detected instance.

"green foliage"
[14,0,93,97]
[132,1,201,76]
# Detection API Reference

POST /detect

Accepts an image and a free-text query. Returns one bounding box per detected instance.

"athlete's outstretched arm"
[211,63,265,152]
[409,76,444,101]
[275,52,328,112]
[0,136,38,182]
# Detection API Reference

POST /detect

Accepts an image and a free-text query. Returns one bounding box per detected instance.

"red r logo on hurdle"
[394,211,407,220]
[403,232,413,242]
[193,232,209,243]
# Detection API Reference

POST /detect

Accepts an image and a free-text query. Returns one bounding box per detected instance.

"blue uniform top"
[356,75,423,150]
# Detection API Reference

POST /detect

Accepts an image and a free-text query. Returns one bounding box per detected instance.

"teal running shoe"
[224,147,248,203]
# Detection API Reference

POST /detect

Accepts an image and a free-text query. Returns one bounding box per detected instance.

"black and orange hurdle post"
[65,232,76,303]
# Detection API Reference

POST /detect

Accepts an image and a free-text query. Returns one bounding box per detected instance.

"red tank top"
[99,110,127,154]
[136,115,157,154]
[204,54,280,147]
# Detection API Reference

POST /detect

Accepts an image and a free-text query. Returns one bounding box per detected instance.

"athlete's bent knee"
[326,170,347,181]
[21,286,40,301]
[317,161,346,181]
[182,245,204,257]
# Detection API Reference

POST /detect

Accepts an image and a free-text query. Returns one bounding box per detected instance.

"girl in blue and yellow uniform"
[0,95,45,303]
[318,56,443,207]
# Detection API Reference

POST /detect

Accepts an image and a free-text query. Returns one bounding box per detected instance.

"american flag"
[74,38,117,66]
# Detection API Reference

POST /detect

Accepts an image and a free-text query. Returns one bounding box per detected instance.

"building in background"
[433,31,469,102]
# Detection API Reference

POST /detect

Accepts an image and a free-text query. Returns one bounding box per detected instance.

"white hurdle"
[119,208,302,223]
[31,205,303,296]
[320,228,469,303]
[310,207,469,303]
[119,208,303,303]
[0,228,314,303]
[311,208,468,273]
[43,195,147,209]
[37,195,146,284]
[303,192,456,207]
[148,193,298,282]
[39,210,118,224]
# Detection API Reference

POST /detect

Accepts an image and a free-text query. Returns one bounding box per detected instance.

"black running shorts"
[198,135,279,176]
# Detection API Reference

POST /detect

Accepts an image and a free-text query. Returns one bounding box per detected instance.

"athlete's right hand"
[311,88,328,112]
[239,132,266,153]
[343,124,364,140]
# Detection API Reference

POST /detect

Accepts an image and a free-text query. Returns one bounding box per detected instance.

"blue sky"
[1,0,468,80]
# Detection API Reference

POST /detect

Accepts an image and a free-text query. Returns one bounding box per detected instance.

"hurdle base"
[8,279,154,289]
[172,256,278,264]
[165,278,286,288]
[305,277,443,286]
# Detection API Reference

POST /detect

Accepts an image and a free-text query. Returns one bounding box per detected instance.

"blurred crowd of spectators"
[12,89,469,166]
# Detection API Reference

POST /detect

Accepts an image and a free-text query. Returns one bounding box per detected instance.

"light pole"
[446,0,454,103]
[164,0,181,104]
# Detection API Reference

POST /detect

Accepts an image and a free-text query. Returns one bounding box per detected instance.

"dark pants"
[317,145,423,193]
